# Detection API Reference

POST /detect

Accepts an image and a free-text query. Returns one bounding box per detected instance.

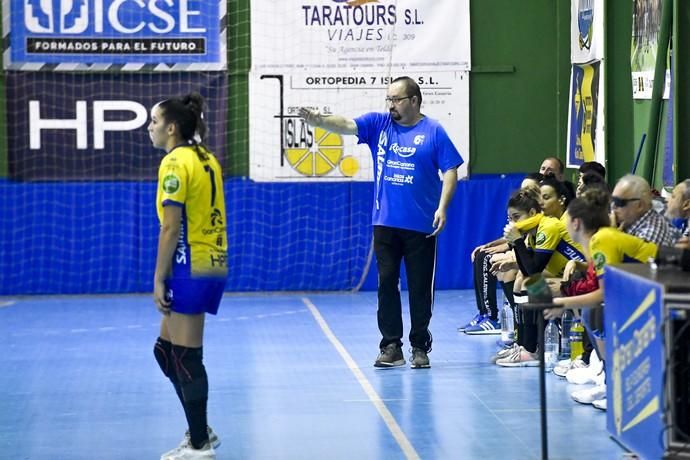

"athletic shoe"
[464,317,501,335]
[374,343,405,368]
[496,346,539,367]
[592,398,607,411]
[161,427,220,460]
[161,441,215,460]
[571,384,607,404]
[409,348,431,369]
[457,313,483,332]
[566,353,603,385]
[490,343,519,364]
[553,358,586,378]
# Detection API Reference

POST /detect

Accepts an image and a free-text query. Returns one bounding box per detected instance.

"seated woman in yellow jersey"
[149,92,227,460]
[543,189,658,408]
[493,190,586,367]
[460,174,544,335]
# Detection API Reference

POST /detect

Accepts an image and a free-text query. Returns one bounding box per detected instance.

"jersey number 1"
[204,165,217,207]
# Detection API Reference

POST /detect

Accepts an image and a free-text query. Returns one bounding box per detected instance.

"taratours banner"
[250,0,470,73]
[605,266,665,460]
[249,71,469,181]
[2,0,226,70]
[570,0,604,63]
[566,61,605,168]
[6,72,227,180]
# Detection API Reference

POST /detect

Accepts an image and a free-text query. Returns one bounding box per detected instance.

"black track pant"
[472,250,498,320]
[374,226,436,353]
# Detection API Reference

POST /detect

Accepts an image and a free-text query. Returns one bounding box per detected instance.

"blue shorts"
[165,277,226,315]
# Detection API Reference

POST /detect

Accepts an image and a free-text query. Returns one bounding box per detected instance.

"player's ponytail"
[159,92,210,161]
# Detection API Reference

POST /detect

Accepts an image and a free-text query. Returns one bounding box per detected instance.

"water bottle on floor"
[570,319,584,360]
[544,320,559,371]
[500,299,515,344]
[560,310,573,359]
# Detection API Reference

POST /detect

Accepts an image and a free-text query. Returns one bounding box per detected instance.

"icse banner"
[249,71,469,182]
[566,62,605,168]
[250,0,470,73]
[2,0,226,70]
[570,0,604,64]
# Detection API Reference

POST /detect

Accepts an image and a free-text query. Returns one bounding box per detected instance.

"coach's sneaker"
[457,313,483,332]
[553,358,586,378]
[409,348,431,369]
[374,343,405,368]
[464,316,501,335]
[161,441,215,460]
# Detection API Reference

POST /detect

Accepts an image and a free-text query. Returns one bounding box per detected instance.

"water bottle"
[500,300,515,344]
[560,310,574,359]
[570,320,584,360]
[544,320,559,371]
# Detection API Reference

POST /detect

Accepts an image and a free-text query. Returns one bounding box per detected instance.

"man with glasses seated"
[610,174,679,246]
[299,76,463,369]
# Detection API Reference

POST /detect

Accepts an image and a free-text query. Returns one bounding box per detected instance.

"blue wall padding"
[0,175,523,295]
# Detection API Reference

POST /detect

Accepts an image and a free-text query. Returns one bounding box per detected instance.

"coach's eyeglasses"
[611,196,641,208]
[385,96,412,105]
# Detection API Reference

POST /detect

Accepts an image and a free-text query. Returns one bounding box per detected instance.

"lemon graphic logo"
[285,127,357,177]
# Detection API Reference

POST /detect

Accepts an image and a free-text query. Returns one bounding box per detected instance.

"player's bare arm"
[298,107,358,135]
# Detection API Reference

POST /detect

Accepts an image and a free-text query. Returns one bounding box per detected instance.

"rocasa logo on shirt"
[389,143,416,157]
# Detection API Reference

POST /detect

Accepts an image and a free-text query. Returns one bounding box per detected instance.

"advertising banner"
[6,72,227,180]
[571,0,604,63]
[605,266,665,460]
[566,61,605,168]
[250,0,470,73]
[631,0,669,99]
[2,0,226,70]
[249,71,469,181]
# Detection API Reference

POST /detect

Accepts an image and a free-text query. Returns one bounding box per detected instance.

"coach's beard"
[389,109,401,121]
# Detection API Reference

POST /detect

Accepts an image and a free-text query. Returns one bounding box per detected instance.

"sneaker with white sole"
[553,358,586,378]
[571,384,607,404]
[592,398,607,411]
[409,348,431,369]
[464,317,501,335]
[161,426,220,460]
[458,313,484,332]
[161,441,215,460]
[374,343,405,368]
[490,343,519,364]
[566,353,603,385]
[496,346,539,367]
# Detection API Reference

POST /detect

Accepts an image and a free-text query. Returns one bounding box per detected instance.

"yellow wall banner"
[566,62,605,167]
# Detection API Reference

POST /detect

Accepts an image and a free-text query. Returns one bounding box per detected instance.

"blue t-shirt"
[354,112,464,234]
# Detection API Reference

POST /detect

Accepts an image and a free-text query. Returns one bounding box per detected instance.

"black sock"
[172,345,210,449]
[501,281,515,306]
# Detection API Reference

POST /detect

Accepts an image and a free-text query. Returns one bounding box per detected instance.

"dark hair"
[540,176,574,207]
[158,92,209,160]
[543,157,564,175]
[581,171,609,191]
[567,188,611,232]
[524,172,544,182]
[508,189,542,214]
[579,161,606,178]
[392,76,422,105]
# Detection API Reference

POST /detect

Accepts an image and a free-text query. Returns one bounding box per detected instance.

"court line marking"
[0,301,16,309]
[301,297,420,460]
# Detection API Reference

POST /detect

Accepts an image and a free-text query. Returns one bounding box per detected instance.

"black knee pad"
[172,345,208,403]
[154,337,177,381]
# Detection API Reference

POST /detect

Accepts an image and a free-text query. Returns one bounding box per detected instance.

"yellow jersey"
[589,227,658,278]
[516,213,586,277]
[156,145,228,278]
